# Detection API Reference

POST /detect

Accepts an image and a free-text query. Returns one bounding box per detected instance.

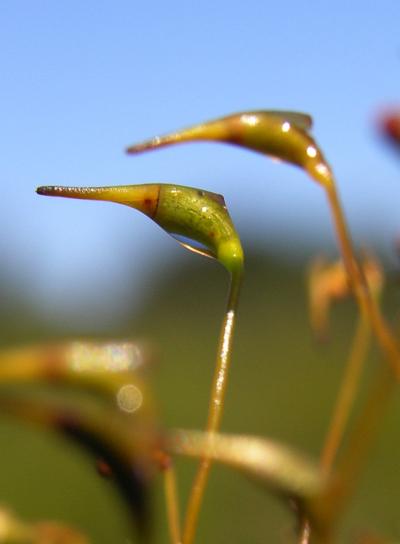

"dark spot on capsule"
[96,458,113,478]
[143,197,158,218]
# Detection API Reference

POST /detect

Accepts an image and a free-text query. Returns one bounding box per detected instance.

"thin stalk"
[320,314,370,473]
[163,461,182,544]
[298,314,371,544]
[313,364,394,531]
[300,168,393,544]
[182,269,242,544]
[325,183,400,379]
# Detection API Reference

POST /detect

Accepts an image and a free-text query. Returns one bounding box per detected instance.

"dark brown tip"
[36,186,53,195]
[125,133,181,155]
[125,139,159,154]
[36,185,69,196]
[36,185,97,199]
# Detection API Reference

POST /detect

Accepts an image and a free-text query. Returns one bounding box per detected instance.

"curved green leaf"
[167,429,325,501]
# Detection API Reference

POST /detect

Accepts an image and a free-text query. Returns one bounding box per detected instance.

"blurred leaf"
[0,341,161,541]
[167,429,325,502]
[0,507,89,544]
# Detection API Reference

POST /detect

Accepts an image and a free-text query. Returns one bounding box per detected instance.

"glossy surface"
[37,184,244,275]
[126,110,333,186]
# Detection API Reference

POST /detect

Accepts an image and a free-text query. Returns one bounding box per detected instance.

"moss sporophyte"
[37,182,243,544]
[37,184,243,275]
[0,108,395,543]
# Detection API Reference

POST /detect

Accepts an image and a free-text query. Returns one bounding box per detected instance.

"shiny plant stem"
[325,182,400,378]
[182,269,242,544]
[320,313,371,473]
[163,461,182,544]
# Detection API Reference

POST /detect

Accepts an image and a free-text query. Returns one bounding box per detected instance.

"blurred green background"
[1,250,400,543]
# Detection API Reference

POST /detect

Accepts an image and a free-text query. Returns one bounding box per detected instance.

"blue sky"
[1,1,399,326]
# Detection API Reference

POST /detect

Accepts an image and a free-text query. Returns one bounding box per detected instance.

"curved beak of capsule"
[126,120,229,154]
[37,184,160,217]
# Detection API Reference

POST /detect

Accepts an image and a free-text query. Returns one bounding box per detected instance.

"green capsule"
[36,184,244,275]
[126,110,333,187]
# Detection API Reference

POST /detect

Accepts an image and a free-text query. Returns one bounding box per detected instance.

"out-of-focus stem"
[325,183,400,379]
[163,461,182,544]
[314,364,394,529]
[301,178,391,544]
[320,314,370,473]
[182,270,242,544]
[299,314,371,543]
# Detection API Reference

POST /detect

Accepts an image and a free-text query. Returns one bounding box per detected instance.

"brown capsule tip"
[125,141,153,154]
[125,134,176,155]
[37,185,55,195]
[36,185,88,197]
